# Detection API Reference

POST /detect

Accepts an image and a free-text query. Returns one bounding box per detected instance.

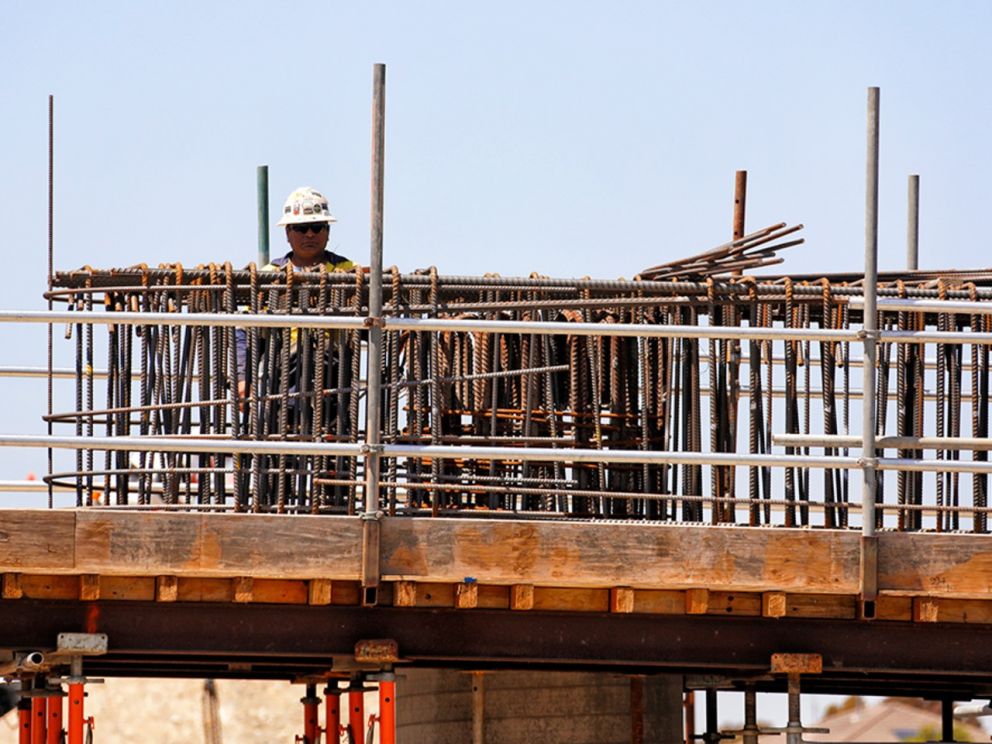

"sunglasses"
[289,223,328,234]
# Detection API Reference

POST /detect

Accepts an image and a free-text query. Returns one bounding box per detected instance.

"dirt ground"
[0,678,381,743]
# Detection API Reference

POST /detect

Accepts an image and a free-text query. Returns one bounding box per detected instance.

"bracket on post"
[859,534,878,620]
[360,510,384,606]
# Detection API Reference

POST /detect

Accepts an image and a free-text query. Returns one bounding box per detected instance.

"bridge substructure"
[5,262,992,740]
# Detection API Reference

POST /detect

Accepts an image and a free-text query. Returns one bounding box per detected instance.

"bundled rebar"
[47,260,992,531]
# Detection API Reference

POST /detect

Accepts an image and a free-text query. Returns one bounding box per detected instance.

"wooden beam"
[455,582,479,609]
[0,511,75,572]
[233,577,254,603]
[394,581,417,607]
[685,589,709,615]
[510,584,534,611]
[610,587,635,614]
[308,579,333,606]
[156,576,179,603]
[2,573,22,599]
[79,574,100,601]
[914,598,941,623]
[4,510,992,602]
[380,518,860,593]
[762,592,787,618]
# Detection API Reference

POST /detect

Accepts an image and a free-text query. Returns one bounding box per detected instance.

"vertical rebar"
[361,62,386,597]
[907,174,919,271]
[257,165,270,268]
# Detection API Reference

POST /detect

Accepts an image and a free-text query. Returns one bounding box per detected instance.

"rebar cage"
[44,263,992,532]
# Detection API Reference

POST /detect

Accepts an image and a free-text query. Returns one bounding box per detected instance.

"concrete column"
[397,669,683,743]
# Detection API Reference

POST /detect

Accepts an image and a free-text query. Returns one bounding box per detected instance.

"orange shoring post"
[67,683,84,744]
[46,693,63,744]
[17,699,31,744]
[348,688,364,743]
[324,685,341,744]
[31,696,46,744]
[378,680,396,744]
[301,684,320,744]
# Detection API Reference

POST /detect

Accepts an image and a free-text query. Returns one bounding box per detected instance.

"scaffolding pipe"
[15,308,992,346]
[257,165,269,268]
[862,85,880,542]
[907,174,920,270]
[853,297,992,316]
[0,433,860,469]
[774,433,992,452]
[362,61,386,596]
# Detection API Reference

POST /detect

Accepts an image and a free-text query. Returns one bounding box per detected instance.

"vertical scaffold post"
[30,696,46,744]
[300,683,320,744]
[67,658,85,744]
[257,165,270,268]
[348,679,365,743]
[18,698,31,744]
[361,62,387,605]
[860,86,880,618]
[46,690,62,744]
[379,679,396,744]
[324,683,341,743]
[907,174,920,270]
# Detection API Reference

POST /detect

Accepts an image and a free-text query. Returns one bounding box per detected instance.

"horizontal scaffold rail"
[13,263,992,535]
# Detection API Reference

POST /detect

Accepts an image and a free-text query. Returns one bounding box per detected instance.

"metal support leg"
[941,698,954,742]
[347,682,364,743]
[18,698,31,744]
[46,689,63,744]
[67,657,85,744]
[31,696,46,744]
[298,683,320,744]
[741,686,759,744]
[378,679,396,744]
[324,684,341,744]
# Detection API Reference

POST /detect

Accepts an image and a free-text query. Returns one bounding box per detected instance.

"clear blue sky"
[1,0,990,725]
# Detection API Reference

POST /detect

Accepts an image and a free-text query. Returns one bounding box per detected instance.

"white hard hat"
[276,186,338,226]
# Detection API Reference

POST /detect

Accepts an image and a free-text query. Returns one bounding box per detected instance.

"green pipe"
[257,165,270,267]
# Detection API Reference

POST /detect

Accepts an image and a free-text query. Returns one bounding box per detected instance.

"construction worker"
[236,186,357,508]
[236,186,353,383]
[266,186,354,272]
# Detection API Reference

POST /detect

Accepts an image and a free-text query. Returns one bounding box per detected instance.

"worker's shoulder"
[325,252,354,271]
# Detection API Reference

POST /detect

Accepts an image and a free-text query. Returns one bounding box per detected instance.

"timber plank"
[533,587,609,613]
[177,578,232,603]
[0,510,75,572]
[199,514,362,579]
[785,594,857,620]
[251,579,307,605]
[331,581,361,606]
[379,519,860,593]
[880,532,992,599]
[875,595,912,622]
[632,590,684,615]
[100,576,154,601]
[477,585,509,609]
[706,591,761,617]
[20,574,77,600]
[75,511,202,575]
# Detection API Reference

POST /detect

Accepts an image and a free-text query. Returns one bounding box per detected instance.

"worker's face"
[286,222,329,266]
